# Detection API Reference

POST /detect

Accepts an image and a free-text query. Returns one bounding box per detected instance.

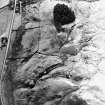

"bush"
[53,3,76,26]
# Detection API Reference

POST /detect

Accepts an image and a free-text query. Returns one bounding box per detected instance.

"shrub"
[53,3,75,26]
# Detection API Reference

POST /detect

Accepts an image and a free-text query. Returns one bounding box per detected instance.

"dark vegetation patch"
[53,3,75,32]
[11,25,25,57]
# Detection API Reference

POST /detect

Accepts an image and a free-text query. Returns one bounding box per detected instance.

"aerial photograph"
[0,0,105,105]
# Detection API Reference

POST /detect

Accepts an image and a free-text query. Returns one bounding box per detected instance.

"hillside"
[0,0,105,105]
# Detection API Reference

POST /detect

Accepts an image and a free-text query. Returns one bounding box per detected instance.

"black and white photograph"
[0,0,105,105]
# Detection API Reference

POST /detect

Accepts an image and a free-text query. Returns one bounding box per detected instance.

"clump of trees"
[53,3,76,32]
